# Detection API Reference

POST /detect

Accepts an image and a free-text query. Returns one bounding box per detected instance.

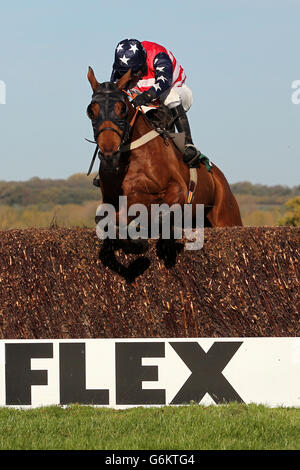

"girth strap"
[187,168,198,204]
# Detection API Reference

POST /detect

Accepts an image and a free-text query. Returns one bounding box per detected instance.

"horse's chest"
[122,171,162,196]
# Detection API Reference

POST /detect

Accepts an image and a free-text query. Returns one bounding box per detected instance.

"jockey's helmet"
[113,39,147,76]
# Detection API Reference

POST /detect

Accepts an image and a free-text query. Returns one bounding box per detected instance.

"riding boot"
[92,175,101,187]
[170,104,201,167]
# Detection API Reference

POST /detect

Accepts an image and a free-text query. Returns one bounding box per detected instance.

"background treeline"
[0,174,299,229]
[0,174,98,208]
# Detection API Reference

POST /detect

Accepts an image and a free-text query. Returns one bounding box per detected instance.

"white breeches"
[160,83,193,112]
[141,83,193,113]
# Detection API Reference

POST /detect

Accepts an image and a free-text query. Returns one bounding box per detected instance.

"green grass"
[0,403,299,450]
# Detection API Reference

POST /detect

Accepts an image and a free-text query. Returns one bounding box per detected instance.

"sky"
[0,0,299,186]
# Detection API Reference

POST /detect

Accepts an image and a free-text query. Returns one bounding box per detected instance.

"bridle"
[86,82,139,174]
[88,82,131,143]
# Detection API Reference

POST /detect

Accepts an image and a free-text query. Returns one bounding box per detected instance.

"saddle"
[144,106,212,172]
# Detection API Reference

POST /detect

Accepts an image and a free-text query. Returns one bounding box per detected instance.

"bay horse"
[86,67,242,275]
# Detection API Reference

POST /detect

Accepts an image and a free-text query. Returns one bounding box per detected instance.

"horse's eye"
[87,103,99,120]
[114,101,127,118]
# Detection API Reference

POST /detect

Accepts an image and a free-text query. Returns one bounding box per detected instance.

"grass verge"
[0,403,299,450]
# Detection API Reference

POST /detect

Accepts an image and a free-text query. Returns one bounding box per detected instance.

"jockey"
[110,38,201,167]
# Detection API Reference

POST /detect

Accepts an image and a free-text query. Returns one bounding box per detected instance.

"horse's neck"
[130,107,153,141]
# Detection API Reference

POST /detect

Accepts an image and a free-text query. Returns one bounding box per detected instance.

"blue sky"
[0,0,299,186]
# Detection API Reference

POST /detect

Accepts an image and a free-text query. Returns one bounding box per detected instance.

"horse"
[86,67,242,276]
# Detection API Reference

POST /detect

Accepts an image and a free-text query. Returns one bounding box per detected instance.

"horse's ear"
[87,66,100,92]
[116,69,132,91]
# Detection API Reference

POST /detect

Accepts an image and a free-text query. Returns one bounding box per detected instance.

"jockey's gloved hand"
[132,88,156,108]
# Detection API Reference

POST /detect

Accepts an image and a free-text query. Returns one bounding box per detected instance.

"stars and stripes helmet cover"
[113,39,147,74]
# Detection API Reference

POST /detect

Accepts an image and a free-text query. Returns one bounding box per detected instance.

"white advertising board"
[0,338,299,408]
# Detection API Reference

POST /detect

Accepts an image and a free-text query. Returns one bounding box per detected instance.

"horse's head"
[87,67,133,172]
